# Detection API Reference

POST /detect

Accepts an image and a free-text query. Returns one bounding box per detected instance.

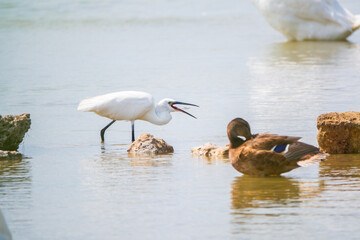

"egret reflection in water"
[96,144,173,168]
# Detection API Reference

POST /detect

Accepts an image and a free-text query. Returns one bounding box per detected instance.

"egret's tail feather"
[297,153,329,167]
[77,98,96,112]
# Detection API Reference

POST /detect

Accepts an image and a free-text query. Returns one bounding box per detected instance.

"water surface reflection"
[80,144,174,192]
[0,159,32,236]
[0,159,31,191]
[246,41,360,140]
[258,41,360,66]
[230,175,326,238]
[230,176,323,210]
[319,154,360,178]
[98,143,173,167]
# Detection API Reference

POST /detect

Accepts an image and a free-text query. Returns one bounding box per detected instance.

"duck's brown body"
[227,118,328,176]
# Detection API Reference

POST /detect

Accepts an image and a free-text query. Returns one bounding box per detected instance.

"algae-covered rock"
[127,133,174,154]
[0,113,31,151]
[191,142,229,158]
[317,111,360,154]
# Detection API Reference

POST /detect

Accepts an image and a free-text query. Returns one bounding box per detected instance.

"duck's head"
[227,118,252,148]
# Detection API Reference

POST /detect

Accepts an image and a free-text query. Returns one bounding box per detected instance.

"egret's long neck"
[142,104,172,125]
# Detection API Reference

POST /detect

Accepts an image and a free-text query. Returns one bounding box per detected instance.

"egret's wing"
[79,91,154,120]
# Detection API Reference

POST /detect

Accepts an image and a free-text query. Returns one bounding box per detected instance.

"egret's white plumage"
[78,91,198,142]
[79,91,161,124]
[251,0,360,41]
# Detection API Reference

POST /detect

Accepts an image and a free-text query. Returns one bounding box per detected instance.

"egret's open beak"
[170,101,199,119]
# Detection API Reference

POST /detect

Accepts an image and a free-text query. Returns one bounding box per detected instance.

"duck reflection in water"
[231,176,324,210]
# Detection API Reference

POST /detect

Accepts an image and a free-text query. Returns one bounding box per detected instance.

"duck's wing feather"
[249,134,301,150]
[283,142,320,161]
[247,134,327,164]
[283,142,328,166]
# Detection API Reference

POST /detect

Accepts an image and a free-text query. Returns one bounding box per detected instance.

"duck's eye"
[237,136,246,141]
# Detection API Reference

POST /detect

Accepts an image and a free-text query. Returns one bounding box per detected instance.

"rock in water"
[317,111,360,154]
[0,150,22,159]
[0,113,31,151]
[127,133,174,154]
[191,142,229,158]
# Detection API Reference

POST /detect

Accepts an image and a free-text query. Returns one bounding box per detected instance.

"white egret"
[251,0,360,41]
[77,91,199,142]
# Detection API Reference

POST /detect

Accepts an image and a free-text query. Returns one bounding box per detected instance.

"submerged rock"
[127,133,174,154]
[191,142,229,158]
[317,111,360,154]
[0,113,31,151]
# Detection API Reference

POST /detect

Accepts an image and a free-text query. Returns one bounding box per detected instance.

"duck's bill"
[170,101,199,119]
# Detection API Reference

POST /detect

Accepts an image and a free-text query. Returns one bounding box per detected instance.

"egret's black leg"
[100,120,116,142]
[131,121,135,142]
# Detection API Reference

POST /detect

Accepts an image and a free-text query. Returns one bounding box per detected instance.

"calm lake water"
[1,0,360,239]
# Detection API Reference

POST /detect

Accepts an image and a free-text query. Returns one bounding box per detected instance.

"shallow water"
[1,0,360,239]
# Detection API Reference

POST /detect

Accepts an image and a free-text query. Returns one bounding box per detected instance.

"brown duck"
[227,118,328,176]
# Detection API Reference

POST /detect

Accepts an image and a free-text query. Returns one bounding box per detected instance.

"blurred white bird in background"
[0,210,12,240]
[78,91,198,142]
[251,0,360,41]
